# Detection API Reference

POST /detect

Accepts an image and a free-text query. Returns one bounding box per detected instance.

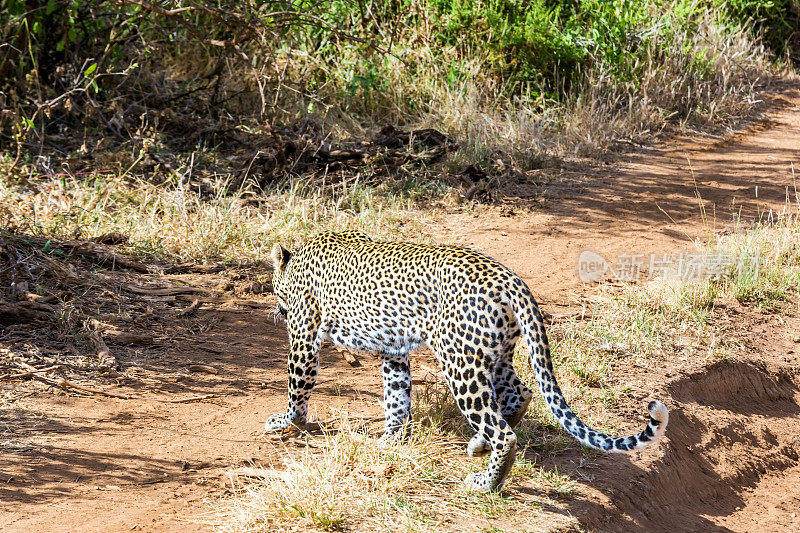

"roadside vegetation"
[708,202,800,308]
[2,1,798,215]
[2,1,798,250]
[0,154,430,264]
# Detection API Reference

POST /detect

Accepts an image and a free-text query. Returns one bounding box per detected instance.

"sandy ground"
[2,87,799,532]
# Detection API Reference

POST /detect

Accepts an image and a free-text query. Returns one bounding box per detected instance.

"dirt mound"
[584,360,800,532]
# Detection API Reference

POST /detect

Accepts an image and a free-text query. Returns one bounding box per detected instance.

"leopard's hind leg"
[431,326,517,491]
[378,352,412,442]
[494,356,534,427]
[468,338,533,457]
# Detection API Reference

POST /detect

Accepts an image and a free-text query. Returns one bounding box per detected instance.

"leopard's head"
[270,243,292,318]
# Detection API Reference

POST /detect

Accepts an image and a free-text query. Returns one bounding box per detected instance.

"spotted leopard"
[265,231,668,491]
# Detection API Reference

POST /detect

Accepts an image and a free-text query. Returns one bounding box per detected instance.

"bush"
[717,0,800,59]
[0,0,795,179]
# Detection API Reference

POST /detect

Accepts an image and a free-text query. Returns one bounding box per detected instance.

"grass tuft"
[211,411,475,531]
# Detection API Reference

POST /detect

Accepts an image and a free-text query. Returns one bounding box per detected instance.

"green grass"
[710,211,800,309]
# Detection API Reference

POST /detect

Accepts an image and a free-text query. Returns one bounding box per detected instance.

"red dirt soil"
[2,88,800,532]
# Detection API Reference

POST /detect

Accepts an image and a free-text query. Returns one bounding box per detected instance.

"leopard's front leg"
[264,297,322,432]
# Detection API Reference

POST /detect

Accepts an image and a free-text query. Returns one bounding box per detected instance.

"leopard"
[265,231,668,491]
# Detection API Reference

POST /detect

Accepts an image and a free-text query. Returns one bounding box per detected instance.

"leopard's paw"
[264,413,292,432]
[466,433,491,457]
[464,471,493,492]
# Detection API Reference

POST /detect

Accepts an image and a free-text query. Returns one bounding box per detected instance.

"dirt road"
[2,88,799,532]
[432,89,800,306]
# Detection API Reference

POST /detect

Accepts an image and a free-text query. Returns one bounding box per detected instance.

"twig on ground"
[163,263,226,274]
[87,318,154,346]
[334,347,362,367]
[65,241,152,273]
[87,319,118,370]
[0,301,56,325]
[187,364,219,375]
[13,361,216,403]
[0,365,62,381]
[123,284,211,296]
[178,299,201,317]
[11,281,57,304]
[17,235,151,273]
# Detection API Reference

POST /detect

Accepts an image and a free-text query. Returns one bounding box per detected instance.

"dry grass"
[209,381,537,532]
[0,166,432,265]
[642,181,800,311]
[707,205,800,308]
[212,424,463,531]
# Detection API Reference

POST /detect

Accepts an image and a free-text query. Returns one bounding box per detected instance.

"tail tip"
[647,400,669,426]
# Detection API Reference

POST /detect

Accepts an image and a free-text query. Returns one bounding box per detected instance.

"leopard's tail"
[507,280,668,452]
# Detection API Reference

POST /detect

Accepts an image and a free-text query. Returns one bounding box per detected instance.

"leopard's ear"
[271,243,291,271]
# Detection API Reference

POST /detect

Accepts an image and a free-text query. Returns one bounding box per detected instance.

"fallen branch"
[87,318,154,346]
[51,378,216,403]
[89,328,118,370]
[123,284,210,296]
[227,298,271,309]
[0,301,56,325]
[15,361,215,403]
[18,236,152,273]
[163,263,225,274]
[1,364,62,381]
[106,332,154,346]
[65,241,152,273]
[11,281,57,304]
[187,364,219,375]
[105,329,155,346]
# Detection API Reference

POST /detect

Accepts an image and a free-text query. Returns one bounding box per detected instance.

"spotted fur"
[266,232,668,491]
